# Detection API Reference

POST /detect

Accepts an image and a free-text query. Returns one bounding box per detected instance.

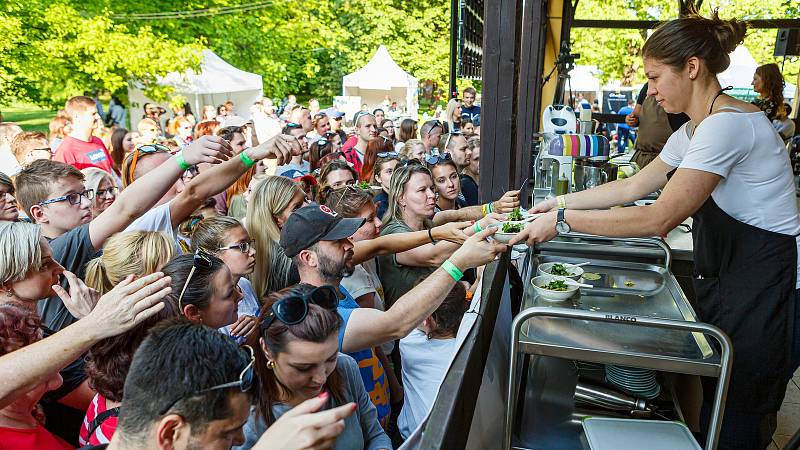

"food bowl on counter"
[532,275,581,301]
[537,262,585,280]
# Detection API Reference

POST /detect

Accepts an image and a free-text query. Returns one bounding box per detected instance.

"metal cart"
[502,234,733,450]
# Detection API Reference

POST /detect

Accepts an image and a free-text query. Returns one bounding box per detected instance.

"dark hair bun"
[707,9,747,54]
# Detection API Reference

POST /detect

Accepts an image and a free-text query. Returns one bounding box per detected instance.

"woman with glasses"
[360,137,395,183]
[380,119,396,144]
[81,168,118,219]
[161,252,243,332]
[191,216,259,342]
[0,172,19,222]
[240,284,391,450]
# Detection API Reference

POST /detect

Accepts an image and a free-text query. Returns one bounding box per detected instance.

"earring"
[266,360,275,369]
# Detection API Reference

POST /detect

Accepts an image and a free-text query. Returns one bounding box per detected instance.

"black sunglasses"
[260,285,339,332]
[424,152,453,166]
[285,122,302,129]
[177,252,213,313]
[158,345,255,415]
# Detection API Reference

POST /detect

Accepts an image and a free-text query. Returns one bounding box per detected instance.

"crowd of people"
[0,84,518,450]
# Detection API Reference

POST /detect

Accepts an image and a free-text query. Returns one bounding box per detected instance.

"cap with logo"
[279,203,365,257]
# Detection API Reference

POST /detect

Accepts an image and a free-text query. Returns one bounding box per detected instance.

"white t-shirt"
[341,260,392,354]
[220,278,261,343]
[659,111,800,286]
[124,201,181,252]
[398,329,457,439]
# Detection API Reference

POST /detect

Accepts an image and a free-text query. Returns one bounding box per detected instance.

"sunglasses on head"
[285,122,302,129]
[177,251,213,313]
[377,151,399,158]
[128,144,171,182]
[260,285,339,331]
[425,152,453,166]
[158,344,255,415]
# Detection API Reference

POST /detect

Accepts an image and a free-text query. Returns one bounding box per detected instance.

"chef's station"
[409,1,800,449]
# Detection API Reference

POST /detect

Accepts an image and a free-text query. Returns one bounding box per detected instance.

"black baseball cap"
[279,203,365,257]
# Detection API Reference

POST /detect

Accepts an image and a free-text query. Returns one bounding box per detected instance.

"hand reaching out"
[52,271,100,319]
[254,393,356,450]
[182,135,234,166]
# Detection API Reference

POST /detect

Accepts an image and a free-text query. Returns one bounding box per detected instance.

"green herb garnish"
[357,181,372,190]
[549,263,572,276]
[501,222,522,233]
[508,207,523,221]
[541,280,570,291]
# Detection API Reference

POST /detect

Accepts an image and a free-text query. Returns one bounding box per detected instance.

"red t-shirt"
[54,136,115,174]
[0,424,74,450]
[79,393,118,446]
[341,136,363,176]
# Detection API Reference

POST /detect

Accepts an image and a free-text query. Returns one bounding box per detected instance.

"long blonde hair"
[246,176,303,298]
[85,231,175,295]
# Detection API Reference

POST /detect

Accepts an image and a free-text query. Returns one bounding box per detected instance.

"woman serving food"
[511,6,800,449]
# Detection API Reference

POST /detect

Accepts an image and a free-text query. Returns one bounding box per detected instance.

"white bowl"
[488,221,526,244]
[538,262,584,280]
[532,275,580,301]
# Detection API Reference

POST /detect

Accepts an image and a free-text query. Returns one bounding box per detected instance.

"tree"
[0,0,202,108]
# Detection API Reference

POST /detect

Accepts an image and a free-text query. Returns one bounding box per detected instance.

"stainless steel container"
[574,160,618,191]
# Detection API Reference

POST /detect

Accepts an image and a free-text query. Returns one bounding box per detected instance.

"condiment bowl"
[532,275,580,301]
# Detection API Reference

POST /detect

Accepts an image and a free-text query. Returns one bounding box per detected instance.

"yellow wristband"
[557,195,567,209]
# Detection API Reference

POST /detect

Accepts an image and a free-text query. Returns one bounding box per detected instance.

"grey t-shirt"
[377,220,435,309]
[236,354,391,450]
[38,223,99,331]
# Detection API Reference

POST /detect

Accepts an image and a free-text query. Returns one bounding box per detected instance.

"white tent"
[127,50,263,128]
[342,45,418,119]
[569,65,601,92]
[718,46,795,100]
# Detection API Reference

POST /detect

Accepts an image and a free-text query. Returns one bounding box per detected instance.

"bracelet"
[488,202,494,213]
[557,195,567,209]
[427,227,437,244]
[482,203,488,215]
[442,259,464,281]
[175,152,191,171]
[474,221,482,233]
[239,151,256,168]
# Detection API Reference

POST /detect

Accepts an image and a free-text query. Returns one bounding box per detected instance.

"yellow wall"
[540,0,566,130]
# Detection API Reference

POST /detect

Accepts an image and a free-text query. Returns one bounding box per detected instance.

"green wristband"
[474,221,482,233]
[442,259,464,282]
[240,151,256,168]
[175,152,191,171]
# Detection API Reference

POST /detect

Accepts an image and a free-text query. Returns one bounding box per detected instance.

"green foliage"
[572,0,799,87]
[0,0,203,108]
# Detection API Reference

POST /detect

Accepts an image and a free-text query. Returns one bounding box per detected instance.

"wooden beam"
[572,18,800,29]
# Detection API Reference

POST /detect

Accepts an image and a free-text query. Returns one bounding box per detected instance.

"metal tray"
[583,417,700,450]
[521,253,719,376]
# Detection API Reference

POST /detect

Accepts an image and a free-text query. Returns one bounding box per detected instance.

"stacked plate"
[605,365,661,399]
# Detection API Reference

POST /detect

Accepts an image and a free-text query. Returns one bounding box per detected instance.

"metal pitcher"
[573,164,607,191]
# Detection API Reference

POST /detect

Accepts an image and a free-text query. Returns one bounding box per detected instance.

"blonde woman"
[81,168,118,219]
[445,98,462,133]
[247,176,307,298]
[85,231,176,295]
[399,139,426,161]
[191,216,259,342]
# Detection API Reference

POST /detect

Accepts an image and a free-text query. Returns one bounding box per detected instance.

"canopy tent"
[127,50,263,129]
[568,65,601,92]
[342,45,418,119]
[718,46,795,101]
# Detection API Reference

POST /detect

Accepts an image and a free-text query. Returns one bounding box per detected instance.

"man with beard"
[280,203,506,430]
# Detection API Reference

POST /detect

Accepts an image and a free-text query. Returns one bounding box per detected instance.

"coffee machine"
[533,105,612,198]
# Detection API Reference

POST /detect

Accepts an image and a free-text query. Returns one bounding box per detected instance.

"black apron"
[692,196,798,414]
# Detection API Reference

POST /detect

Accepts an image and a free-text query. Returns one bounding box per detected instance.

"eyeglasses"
[260,285,339,331]
[158,344,255,416]
[96,186,119,199]
[377,151,399,158]
[218,240,255,254]
[424,120,444,133]
[177,251,213,313]
[39,189,94,206]
[129,144,170,182]
[424,152,453,166]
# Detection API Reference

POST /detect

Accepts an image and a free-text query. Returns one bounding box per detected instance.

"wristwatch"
[556,208,571,234]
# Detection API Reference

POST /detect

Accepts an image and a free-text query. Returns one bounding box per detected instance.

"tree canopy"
[0,0,797,109]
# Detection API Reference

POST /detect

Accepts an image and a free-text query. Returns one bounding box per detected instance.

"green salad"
[508,207,523,221]
[541,280,570,291]
[501,222,523,233]
[549,263,573,276]
[357,181,372,190]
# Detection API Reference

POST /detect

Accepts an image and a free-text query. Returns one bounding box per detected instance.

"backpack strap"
[86,406,120,439]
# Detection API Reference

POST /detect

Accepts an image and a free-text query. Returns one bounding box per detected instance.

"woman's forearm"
[352,231,430,265]
[0,319,101,408]
[557,160,672,211]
